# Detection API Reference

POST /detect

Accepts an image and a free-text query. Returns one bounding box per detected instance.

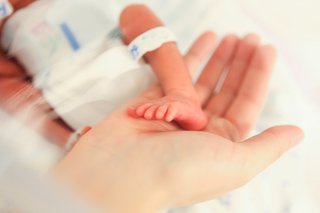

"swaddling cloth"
[1,0,122,75]
[42,42,155,129]
[1,0,155,129]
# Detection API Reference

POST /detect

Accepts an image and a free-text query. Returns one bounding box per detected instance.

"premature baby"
[1,1,207,131]
[120,5,207,130]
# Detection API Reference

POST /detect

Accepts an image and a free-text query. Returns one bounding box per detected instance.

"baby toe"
[144,105,158,120]
[155,104,169,120]
[165,104,178,122]
[136,103,152,117]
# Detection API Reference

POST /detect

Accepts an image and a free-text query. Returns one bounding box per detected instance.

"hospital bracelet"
[128,26,177,61]
[0,0,13,20]
[65,126,92,153]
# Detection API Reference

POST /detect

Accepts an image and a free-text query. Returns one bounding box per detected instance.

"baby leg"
[120,4,207,130]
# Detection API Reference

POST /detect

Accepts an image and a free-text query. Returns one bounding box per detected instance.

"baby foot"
[130,94,207,130]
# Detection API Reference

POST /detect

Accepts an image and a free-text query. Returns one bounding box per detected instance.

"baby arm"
[119,4,207,130]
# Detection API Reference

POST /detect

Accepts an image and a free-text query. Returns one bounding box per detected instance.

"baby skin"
[120,4,207,130]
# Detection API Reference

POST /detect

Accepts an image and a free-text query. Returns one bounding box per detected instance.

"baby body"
[2,0,207,130]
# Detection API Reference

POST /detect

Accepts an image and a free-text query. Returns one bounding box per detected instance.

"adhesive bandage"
[128,26,177,61]
[0,0,13,20]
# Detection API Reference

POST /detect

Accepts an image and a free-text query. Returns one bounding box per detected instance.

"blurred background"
[0,0,319,212]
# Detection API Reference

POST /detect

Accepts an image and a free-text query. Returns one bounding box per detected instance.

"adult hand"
[56,32,304,213]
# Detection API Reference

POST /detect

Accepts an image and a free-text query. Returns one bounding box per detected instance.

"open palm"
[124,33,273,140]
[59,32,303,212]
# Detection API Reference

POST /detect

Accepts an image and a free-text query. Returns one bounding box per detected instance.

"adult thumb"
[239,125,304,181]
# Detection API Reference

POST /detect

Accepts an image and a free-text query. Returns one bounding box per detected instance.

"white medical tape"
[128,26,176,61]
[0,0,13,20]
